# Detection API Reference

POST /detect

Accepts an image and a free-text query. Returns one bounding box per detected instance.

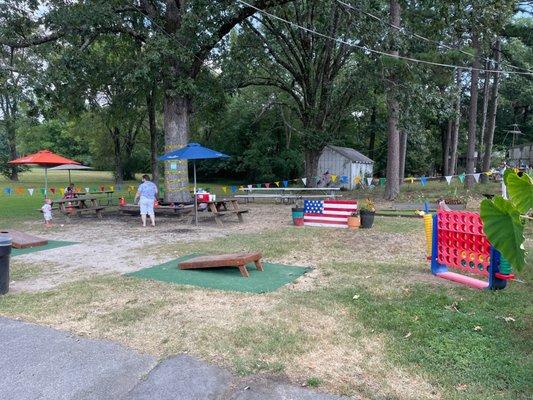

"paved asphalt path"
[0,317,349,399]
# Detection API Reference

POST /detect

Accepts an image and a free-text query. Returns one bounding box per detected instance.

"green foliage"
[480,170,531,272]
[504,169,533,214]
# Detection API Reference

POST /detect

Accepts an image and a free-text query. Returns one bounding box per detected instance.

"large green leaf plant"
[480,169,532,272]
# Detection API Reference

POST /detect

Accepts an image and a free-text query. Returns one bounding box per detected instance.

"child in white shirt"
[41,198,53,227]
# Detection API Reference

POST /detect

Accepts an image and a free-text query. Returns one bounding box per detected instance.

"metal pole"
[68,169,71,185]
[194,161,198,226]
[45,168,48,197]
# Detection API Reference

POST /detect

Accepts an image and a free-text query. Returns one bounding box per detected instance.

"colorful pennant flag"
[379,178,386,186]
[3,187,12,196]
[407,177,414,184]
[331,174,338,182]
[458,173,465,183]
[116,184,122,191]
[110,185,114,191]
[99,186,105,192]
[420,176,427,186]
[265,183,271,188]
[50,187,56,194]
[301,178,307,186]
[340,175,348,184]
[60,188,65,195]
[445,176,452,185]
[282,180,288,188]
[27,188,34,196]
[274,181,280,187]
[230,185,237,193]
[85,187,90,193]
[354,176,361,184]
[15,187,24,195]
[40,188,46,196]
[366,177,373,186]
[473,173,481,183]
[75,187,81,193]
[222,186,227,193]
[247,184,252,189]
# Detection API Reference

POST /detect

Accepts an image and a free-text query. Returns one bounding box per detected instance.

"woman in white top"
[134,174,158,227]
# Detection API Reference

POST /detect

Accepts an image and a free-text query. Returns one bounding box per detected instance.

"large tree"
[230,0,365,186]
[0,0,292,201]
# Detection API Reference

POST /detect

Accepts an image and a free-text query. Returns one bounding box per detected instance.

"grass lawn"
[0,170,530,399]
[0,217,531,399]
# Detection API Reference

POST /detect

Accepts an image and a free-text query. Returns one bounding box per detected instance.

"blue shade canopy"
[158,143,230,161]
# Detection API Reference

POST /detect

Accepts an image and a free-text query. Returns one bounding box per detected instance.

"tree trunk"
[147,88,159,186]
[443,120,452,175]
[304,149,320,188]
[5,118,19,181]
[399,130,407,184]
[163,94,191,202]
[384,0,401,200]
[450,70,462,175]
[111,128,124,185]
[479,59,491,169]
[465,33,481,189]
[368,106,377,160]
[481,39,501,184]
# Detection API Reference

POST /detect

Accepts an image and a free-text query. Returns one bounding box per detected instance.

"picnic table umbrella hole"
[157,143,230,225]
[8,150,81,195]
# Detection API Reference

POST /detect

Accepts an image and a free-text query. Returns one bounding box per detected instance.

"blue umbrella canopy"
[157,142,229,226]
[157,142,229,161]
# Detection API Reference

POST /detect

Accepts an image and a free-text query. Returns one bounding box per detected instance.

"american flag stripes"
[303,199,358,228]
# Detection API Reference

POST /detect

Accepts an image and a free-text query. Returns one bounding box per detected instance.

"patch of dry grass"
[0,215,530,399]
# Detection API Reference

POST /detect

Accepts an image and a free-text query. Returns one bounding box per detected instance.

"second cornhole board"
[178,252,263,278]
[1,229,48,249]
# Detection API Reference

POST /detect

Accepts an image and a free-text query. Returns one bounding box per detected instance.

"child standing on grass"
[41,198,53,227]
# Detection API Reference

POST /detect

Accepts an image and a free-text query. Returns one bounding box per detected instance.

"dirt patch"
[9,204,295,292]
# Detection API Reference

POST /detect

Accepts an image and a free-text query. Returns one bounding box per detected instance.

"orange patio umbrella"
[9,150,80,195]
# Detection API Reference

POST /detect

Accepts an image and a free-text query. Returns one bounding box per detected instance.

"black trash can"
[0,232,12,295]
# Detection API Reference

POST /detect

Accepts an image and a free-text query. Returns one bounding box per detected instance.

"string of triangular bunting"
[0,169,498,197]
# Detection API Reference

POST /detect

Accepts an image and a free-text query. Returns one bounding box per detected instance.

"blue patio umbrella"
[158,143,230,225]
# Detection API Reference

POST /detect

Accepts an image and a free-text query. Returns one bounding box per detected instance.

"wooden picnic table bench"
[53,195,106,219]
[119,203,194,217]
[234,193,342,204]
[75,190,115,205]
[178,252,263,277]
[199,199,248,226]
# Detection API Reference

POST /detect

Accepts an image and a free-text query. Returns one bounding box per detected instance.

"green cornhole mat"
[126,254,311,293]
[11,240,78,256]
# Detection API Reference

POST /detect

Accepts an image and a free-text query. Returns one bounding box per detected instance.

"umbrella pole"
[194,161,198,226]
[45,168,48,197]
[69,169,71,185]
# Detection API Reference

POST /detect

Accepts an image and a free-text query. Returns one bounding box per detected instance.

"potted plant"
[291,200,304,226]
[359,199,376,229]
[347,209,360,229]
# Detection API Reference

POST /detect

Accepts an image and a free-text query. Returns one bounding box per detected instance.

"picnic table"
[75,190,115,205]
[53,195,106,219]
[199,198,248,226]
[236,187,341,204]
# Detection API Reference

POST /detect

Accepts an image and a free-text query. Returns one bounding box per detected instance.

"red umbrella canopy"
[9,150,80,166]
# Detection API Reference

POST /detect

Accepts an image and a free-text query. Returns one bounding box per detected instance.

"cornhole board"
[178,252,263,278]
[1,229,48,249]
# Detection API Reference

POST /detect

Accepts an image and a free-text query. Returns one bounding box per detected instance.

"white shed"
[317,145,374,189]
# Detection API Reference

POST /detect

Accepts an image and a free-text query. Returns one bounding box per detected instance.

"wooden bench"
[120,204,193,217]
[178,252,263,277]
[67,206,106,219]
[235,194,341,204]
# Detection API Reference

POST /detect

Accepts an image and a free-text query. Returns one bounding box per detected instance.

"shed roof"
[325,145,374,164]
